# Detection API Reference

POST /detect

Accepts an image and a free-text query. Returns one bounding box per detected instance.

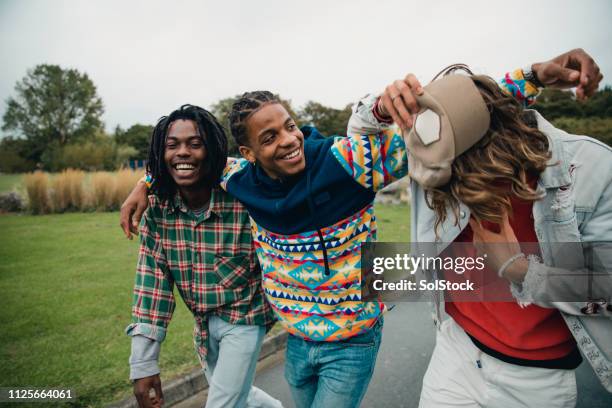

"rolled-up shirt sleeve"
[126,207,175,379]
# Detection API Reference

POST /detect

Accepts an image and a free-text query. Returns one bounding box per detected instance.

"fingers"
[393,80,417,129]
[573,49,600,101]
[131,203,146,235]
[120,205,135,239]
[577,71,603,100]
[153,377,164,406]
[571,48,599,88]
[381,73,423,130]
[404,73,424,94]
[380,91,403,130]
[538,63,579,87]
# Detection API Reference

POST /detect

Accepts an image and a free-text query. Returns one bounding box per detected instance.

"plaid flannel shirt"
[125,186,275,364]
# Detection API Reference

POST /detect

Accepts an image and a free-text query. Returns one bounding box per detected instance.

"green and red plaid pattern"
[126,186,275,364]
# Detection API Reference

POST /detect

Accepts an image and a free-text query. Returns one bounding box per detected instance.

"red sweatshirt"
[445,185,577,364]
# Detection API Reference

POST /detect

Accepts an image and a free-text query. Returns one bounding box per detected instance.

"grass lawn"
[0,173,24,193]
[0,204,410,407]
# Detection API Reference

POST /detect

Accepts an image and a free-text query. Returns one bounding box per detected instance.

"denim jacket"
[349,96,612,392]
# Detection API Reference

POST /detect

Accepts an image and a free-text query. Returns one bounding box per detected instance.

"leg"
[480,353,577,408]
[246,386,284,408]
[419,318,578,408]
[203,317,221,390]
[310,318,384,408]
[284,334,318,408]
[204,316,268,408]
[418,318,484,408]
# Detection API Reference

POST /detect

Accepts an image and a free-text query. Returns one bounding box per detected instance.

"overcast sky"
[1,0,611,132]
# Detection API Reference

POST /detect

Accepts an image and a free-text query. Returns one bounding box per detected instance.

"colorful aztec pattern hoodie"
[220,125,406,341]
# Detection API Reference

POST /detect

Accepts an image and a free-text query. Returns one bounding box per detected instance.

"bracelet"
[143,174,153,189]
[522,65,544,88]
[498,252,526,278]
[373,96,393,124]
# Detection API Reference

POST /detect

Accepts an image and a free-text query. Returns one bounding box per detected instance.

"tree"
[2,64,104,164]
[0,137,35,173]
[114,124,154,159]
[298,101,352,136]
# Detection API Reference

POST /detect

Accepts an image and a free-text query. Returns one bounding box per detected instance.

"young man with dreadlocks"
[120,49,602,408]
[125,105,280,408]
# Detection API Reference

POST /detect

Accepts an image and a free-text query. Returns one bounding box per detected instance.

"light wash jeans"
[204,315,283,408]
[284,318,383,408]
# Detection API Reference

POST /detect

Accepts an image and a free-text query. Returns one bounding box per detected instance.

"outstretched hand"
[532,48,603,101]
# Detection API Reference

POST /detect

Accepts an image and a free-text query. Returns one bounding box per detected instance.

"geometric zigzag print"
[252,204,385,341]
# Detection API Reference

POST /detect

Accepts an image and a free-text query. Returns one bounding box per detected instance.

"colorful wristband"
[500,69,541,107]
[144,173,153,190]
[373,96,394,124]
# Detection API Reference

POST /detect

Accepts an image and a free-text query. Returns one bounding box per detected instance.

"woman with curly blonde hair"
[351,57,610,407]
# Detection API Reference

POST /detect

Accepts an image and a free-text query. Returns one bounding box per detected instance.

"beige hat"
[404,73,490,188]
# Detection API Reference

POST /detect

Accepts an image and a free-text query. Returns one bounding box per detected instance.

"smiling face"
[163,119,207,190]
[239,103,305,180]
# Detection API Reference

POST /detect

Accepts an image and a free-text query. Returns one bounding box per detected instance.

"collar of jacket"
[530,110,572,189]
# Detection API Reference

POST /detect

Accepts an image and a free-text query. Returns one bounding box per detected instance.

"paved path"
[177,302,611,407]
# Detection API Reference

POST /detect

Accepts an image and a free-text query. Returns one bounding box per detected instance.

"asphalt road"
[253,302,612,408]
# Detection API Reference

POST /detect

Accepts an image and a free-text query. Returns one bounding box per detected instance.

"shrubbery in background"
[0,191,26,212]
[551,117,612,147]
[24,171,51,214]
[51,169,86,212]
[114,124,154,160]
[41,133,137,172]
[0,137,36,172]
[20,169,141,214]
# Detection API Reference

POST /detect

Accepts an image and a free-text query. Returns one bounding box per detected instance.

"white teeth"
[282,149,300,160]
[175,163,195,170]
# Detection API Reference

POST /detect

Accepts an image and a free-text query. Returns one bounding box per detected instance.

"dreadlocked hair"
[425,75,552,236]
[229,91,281,146]
[147,104,228,200]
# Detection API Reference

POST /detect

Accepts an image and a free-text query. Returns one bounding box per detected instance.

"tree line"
[1,64,610,173]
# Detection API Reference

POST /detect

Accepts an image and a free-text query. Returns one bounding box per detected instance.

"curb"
[108,331,288,408]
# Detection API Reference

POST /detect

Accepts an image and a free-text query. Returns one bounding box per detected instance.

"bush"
[0,191,25,212]
[51,169,85,212]
[41,133,138,172]
[91,172,116,210]
[551,117,612,147]
[113,169,142,208]
[12,170,143,214]
[24,171,51,214]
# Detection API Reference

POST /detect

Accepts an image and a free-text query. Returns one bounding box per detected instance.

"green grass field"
[0,173,24,193]
[0,204,409,407]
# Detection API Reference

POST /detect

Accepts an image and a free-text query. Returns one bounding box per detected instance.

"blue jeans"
[284,318,383,408]
[204,316,283,408]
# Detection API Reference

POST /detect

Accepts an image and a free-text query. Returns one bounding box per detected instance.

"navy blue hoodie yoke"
[224,127,376,235]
